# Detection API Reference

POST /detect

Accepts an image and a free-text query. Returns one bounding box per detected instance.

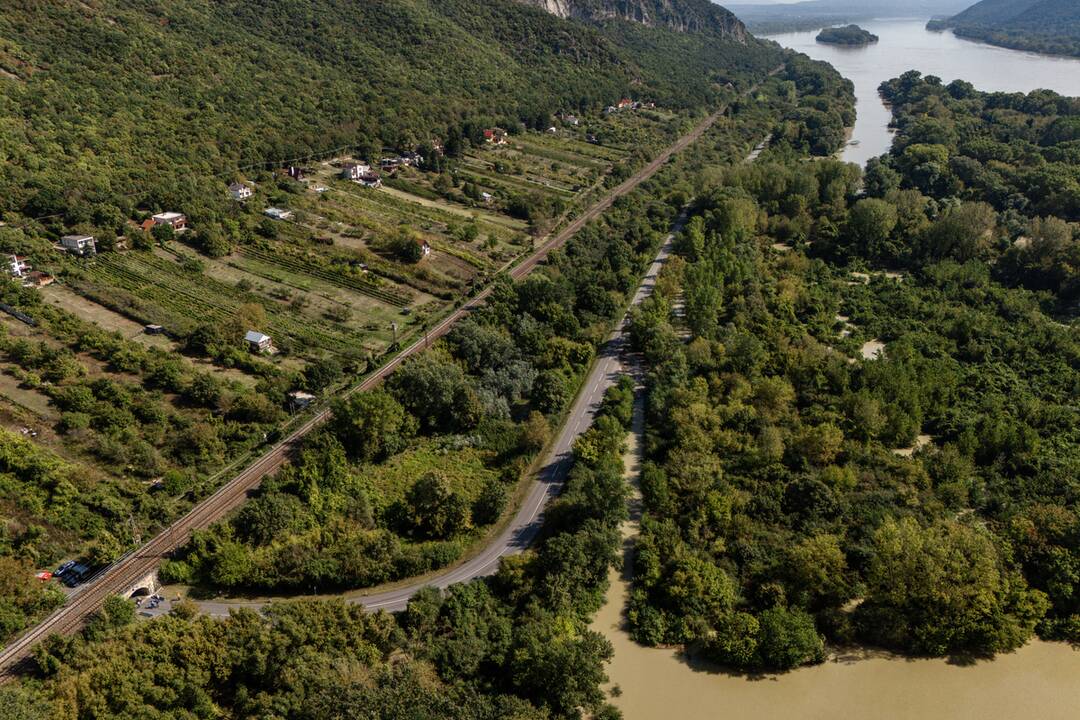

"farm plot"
[87,251,380,361]
[166,245,417,354]
[40,284,175,350]
[301,168,525,261]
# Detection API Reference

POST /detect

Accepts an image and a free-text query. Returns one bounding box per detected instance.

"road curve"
[0,95,743,677]
[198,216,680,617]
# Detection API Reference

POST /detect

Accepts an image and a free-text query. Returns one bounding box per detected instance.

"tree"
[856,517,1049,655]
[387,353,481,433]
[472,477,508,525]
[405,471,470,539]
[844,198,898,263]
[532,369,569,415]
[755,606,825,670]
[230,303,268,344]
[331,389,417,461]
[510,612,613,716]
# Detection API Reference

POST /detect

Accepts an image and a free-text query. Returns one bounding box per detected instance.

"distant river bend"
[765,18,1080,166]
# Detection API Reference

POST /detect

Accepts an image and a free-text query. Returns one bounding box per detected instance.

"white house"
[245,330,273,354]
[152,212,187,231]
[341,162,371,180]
[264,207,293,221]
[60,235,96,257]
[480,192,494,203]
[229,182,253,201]
[7,255,29,277]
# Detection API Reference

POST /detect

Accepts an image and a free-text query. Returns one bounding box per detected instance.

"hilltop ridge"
[517,0,748,39]
[928,0,1080,57]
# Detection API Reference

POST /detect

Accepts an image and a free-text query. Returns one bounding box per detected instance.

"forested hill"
[517,0,748,38]
[928,0,1080,57]
[0,0,779,231]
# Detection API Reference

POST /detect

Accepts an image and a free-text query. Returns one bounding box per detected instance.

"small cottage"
[229,182,253,201]
[8,255,29,277]
[288,390,317,411]
[264,207,293,221]
[341,162,371,180]
[245,330,273,354]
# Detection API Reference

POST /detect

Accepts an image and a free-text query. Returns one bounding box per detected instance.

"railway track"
[0,74,778,679]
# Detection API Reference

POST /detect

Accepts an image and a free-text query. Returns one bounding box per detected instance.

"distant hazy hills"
[728,0,972,33]
[929,0,1080,57]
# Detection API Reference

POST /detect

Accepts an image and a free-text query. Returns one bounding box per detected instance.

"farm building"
[245,330,273,354]
[152,212,188,231]
[288,390,317,411]
[24,271,54,288]
[483,128,507,145]
[60,235,97,257]
[358,172,382,188]
[229,182,253,201]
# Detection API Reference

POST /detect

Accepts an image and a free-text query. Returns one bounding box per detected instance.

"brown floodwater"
[592,374,1080,720]
[594,564,1080,720]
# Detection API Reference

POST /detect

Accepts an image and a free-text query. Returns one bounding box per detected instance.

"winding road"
[0,74,776,678]
[199,210,680,618]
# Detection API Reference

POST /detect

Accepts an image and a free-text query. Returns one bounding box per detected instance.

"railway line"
[0,73,778,678]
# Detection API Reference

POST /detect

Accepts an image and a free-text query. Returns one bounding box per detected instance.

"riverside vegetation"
[625,74,1080,671]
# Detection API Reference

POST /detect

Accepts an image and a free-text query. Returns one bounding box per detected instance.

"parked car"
[55,560,77,577]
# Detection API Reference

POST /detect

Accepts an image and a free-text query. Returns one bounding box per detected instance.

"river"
[764,18,1080,166]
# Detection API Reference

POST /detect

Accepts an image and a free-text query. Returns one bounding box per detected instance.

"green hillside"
[0,0,779,234]
[928,0,1080,57]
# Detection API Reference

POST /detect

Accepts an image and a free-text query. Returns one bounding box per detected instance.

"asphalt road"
[197,217,680,617]
[0,95,741,678]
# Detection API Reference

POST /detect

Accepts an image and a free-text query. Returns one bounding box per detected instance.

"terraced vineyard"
[239,246,413,307]
[90,252,374,358]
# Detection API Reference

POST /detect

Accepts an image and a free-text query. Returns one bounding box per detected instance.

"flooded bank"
[594,557,1080,720]
[592,368,1080,720]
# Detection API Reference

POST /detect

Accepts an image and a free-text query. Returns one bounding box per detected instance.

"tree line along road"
[0,71,780,679]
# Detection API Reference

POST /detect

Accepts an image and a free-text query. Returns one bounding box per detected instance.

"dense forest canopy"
[625,72,1080,672]
[0,0,779,237]
[871,71,1080,313]
[928,0,1080,58]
